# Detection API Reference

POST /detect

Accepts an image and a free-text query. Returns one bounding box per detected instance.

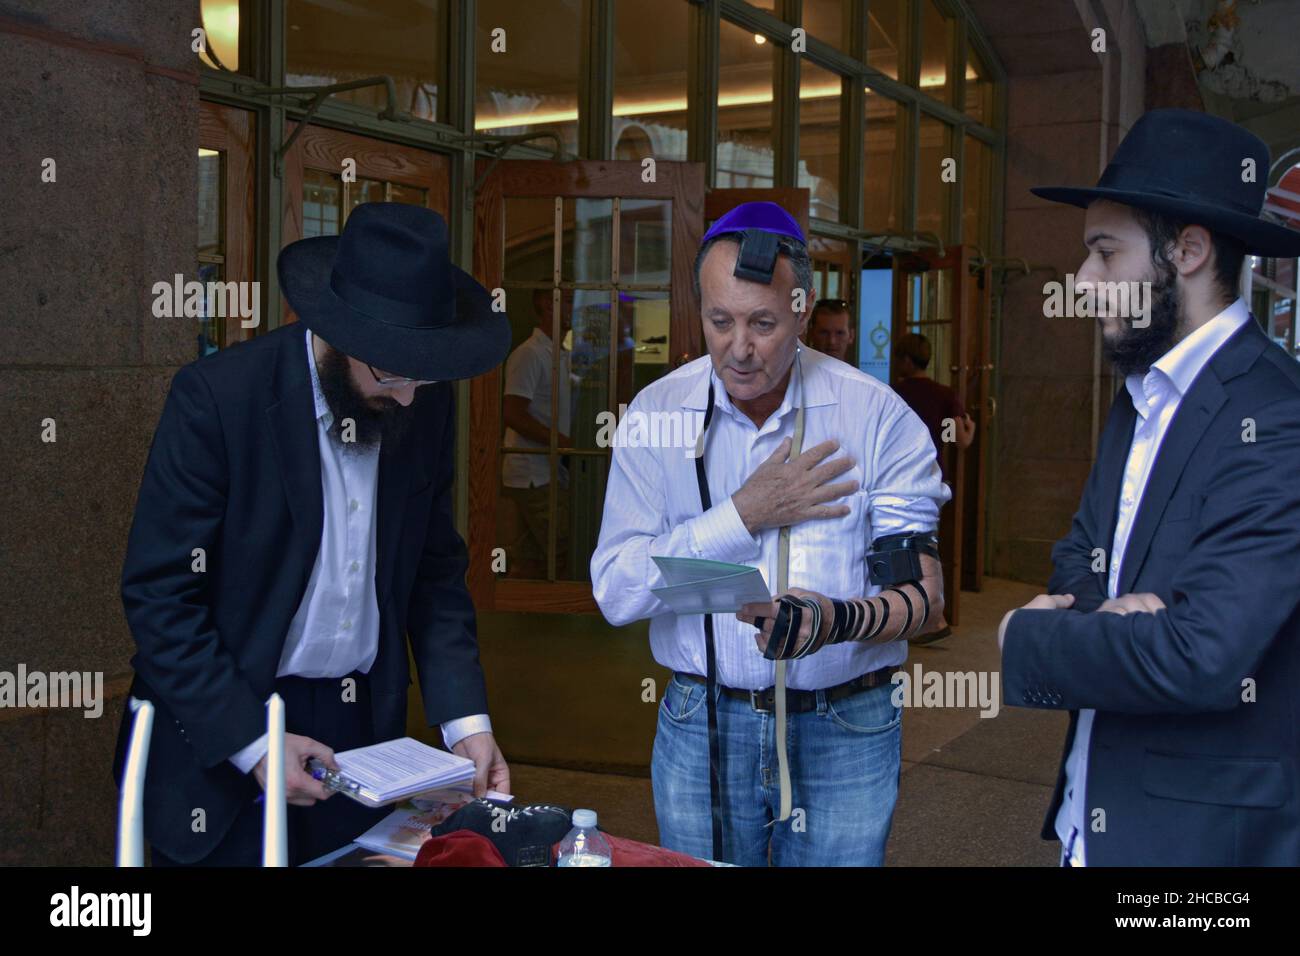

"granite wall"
[0,1,200,865]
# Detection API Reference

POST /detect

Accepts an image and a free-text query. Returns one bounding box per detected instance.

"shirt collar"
[304,326,333,428]
[682,344,837,415]
[1124,297,1249,418]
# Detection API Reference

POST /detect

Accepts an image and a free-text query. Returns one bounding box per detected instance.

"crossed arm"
[999,396,1300,714]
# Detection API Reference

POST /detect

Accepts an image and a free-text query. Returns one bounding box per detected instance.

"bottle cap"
[572,809,597,828]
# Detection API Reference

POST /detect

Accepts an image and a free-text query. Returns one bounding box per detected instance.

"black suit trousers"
[151,670,390,867]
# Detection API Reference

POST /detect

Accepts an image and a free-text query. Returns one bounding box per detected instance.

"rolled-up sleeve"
[867,395,950,536]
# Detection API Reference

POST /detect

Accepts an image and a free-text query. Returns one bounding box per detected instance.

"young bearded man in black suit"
[999,110,1300,866]
[113,203,512,865]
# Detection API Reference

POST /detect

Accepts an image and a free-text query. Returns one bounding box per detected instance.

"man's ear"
[1172,224,1213,277]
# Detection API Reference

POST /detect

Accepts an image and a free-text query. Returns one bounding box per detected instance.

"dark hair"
[692,233,814,303]
[1130,207,1246,305]
[895,332,931,370]
[809,298,851,330]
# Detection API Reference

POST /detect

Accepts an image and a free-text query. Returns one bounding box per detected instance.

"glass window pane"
[916,114,951,243]
[285,0,446,124]
[497,191,678,583]
[905,271,953,387]
[476,0,579,155]
[804,0,850,54]
[388,182,428,206]
[799,60,842,223]
[863,94,902,233]
[919,0,953,102]
[717,19,776,188]
[965,42,992,123]
[503,196,556,286]
[571,288,614,439]
[614,1,688,162]
[623,199,672,286]
[303,169,342,238]
[198,149,223,259]
[196,261,225,358]
[561,199,613,283]
[962,135,990,249]
[627,290,673,404]
[347,179,386,221]
[867,0,901,80]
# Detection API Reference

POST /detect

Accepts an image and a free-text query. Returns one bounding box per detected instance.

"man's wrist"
[690,496,761,561]
[229,733,269,775]
[441,713,492,750]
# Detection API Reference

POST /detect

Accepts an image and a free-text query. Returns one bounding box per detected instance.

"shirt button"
[341,620,352,630]
[350,499,359,512]
[350,561,360,572]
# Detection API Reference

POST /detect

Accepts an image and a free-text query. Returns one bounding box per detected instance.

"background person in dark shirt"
[892,332,974,643]
[893,332,974,484]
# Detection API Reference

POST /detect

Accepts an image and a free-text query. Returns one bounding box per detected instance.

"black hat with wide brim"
[278,202,510,381]
[1031,108,1300,258]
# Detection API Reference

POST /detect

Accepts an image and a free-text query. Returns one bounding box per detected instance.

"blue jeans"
[651,672,902,866]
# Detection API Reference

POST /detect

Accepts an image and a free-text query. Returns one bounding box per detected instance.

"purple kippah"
[702,201,805,245]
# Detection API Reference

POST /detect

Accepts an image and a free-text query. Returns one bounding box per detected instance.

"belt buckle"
[750,688,770,712]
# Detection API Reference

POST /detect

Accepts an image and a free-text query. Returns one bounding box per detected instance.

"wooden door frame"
[469,159,705,613]
[198,100,256,349]
[280,121,451,261]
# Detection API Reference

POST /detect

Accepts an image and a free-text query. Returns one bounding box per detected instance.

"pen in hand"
[255,755,360,804]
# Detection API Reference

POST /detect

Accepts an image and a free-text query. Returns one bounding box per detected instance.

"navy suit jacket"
[111,323,488,863]
[1003,317,1300,866]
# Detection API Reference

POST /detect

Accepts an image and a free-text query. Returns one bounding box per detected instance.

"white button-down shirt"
[1056,297,1251,865]
[229,328,490,773]
[591,346,949,690]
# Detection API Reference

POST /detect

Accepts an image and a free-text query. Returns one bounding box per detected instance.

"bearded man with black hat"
[592,202,950,866]
[113,202,512,866]
[998,109,1300,866]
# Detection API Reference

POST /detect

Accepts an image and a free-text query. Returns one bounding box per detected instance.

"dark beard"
[1100,261,1181,377]
[316,344,414,450]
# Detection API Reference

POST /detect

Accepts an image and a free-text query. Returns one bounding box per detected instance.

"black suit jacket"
[1003,317,1300,866]
[112,323,488,863]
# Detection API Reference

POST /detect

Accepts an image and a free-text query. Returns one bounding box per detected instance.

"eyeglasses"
[366,364,436,389]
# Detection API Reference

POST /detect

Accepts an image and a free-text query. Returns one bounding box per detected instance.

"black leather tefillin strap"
[693,379,724,863]
[756,576,932,660]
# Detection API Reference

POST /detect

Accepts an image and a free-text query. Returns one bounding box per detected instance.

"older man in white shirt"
[591,202,949,866]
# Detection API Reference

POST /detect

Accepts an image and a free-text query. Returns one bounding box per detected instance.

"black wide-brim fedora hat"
[278,201,510,381]
[1032,108,1300,258]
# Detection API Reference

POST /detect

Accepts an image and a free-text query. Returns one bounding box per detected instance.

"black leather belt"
[676,664,902,714]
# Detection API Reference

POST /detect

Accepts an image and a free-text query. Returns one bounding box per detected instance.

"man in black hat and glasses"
[997,109,1300,865]
[113,202,512,866]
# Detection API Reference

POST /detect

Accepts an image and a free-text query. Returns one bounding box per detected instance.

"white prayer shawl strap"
[773,348,807,823]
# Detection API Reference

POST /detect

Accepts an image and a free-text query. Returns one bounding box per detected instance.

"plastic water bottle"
[556,809,612,867]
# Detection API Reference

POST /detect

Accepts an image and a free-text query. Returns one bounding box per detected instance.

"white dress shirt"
[229,328,490,773]
[591,346,949,690]
[1056,297,1251,865]
[502,327,571,489]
